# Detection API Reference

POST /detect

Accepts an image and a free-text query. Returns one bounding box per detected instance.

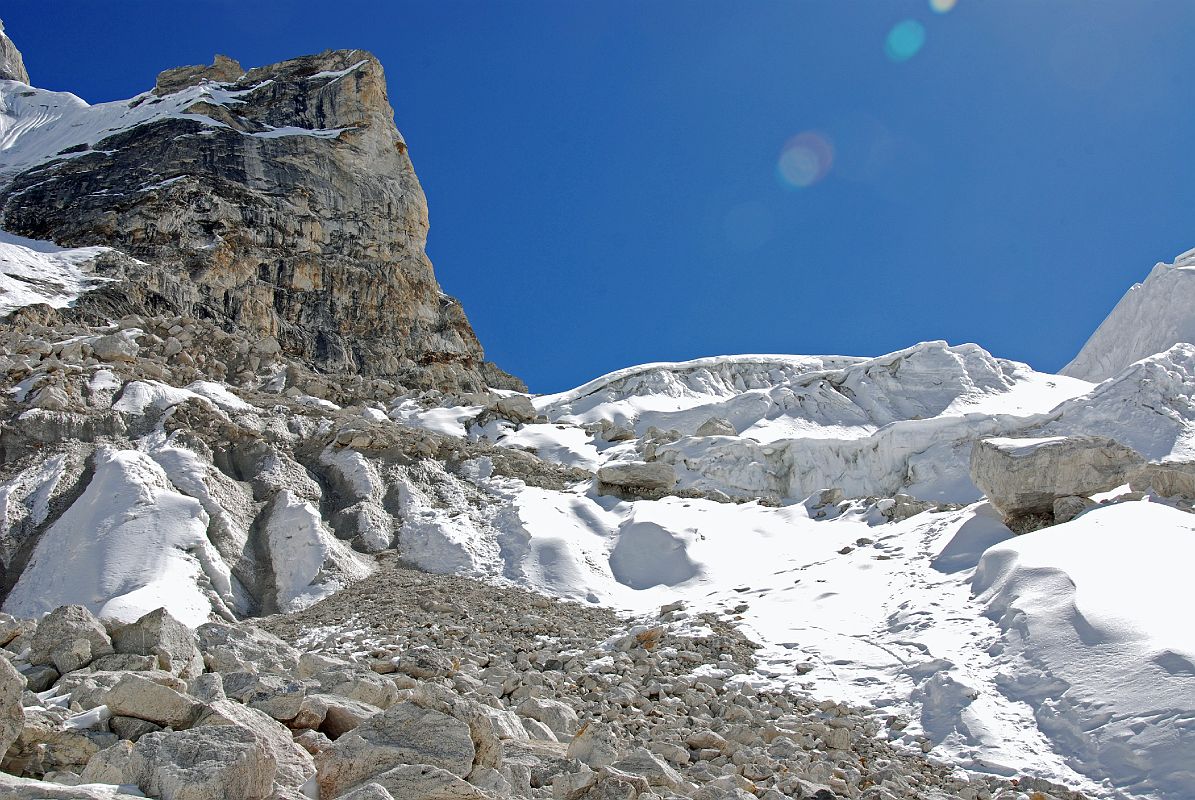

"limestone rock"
[0,771,145,799]
[339,783,398,800]
[0,656,26,756]
[221,671,306,721]
[970,435,1144,529]
[695,418,736,437]
[611,749,685,790]
[3,707,116,777]
[197,621,301,675]
[193,698,316,790]
[1053,495,1096,525]
[307,693,384,739]
[1130,461,1195,498]
[315,702,477,798]
[154,54,245,96]
[369,763,493,800]
[98,725,277,800]
[29,605,114,674]
[0,48,522,393]
[394,646,454,680]
[111,607,204,679]
[596,462,677,494]
[103,674,202,728]
[566,722,620,768]
[0,19,29,84]
[516,698,580,741]
[493,395,537,424]
[109,715,163,742]
[90,333,139,364]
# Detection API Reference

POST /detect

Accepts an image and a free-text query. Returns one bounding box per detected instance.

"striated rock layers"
[0,20,27,84]
[0,35,521,393]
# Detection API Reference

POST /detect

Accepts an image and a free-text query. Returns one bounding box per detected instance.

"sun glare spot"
[777,132,834,189]
[929,0,957,13]
[885,20,926,62]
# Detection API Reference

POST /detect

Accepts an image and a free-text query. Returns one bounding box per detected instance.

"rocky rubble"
[0,561,1090,800]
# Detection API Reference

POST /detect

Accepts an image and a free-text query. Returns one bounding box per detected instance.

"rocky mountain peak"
[153,54,244,96]
[0,43,522,393]
[0,19,29,84]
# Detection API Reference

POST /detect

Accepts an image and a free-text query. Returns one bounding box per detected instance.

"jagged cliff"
[0,22,26,84]
[0,33,521,393]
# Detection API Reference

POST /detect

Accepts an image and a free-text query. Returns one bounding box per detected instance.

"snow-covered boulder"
[969,435,1143,529]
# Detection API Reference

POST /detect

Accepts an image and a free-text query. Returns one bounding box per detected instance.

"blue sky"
[5,2,1195,392]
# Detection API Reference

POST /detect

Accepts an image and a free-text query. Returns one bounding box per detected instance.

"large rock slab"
[193,698,316,790]
[29,605,114,673]
[596,462,676,494]
[0,772,145,799]
[316,701,476,798]
[1130,461,1195,499]
[111,607,204,679]
[369,763,492,800]
[86,725,277,800]
[0,656,26,756]
[196,621,301,675]
[103,674,201,728]
[970,435,1144,529]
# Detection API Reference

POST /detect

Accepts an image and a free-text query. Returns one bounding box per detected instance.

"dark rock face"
[0,48,522,392]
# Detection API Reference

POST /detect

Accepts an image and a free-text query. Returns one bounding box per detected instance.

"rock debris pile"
[0,562,1088,800]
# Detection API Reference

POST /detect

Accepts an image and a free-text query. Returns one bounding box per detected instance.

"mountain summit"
[0,35,521,393]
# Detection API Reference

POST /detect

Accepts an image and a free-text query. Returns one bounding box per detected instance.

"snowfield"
[0,229,114,316]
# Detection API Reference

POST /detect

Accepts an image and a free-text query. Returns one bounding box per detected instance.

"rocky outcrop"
[0,657,24,757]
[0,20,27,84]
[596,462,676,496]
[1129,461,1195,499]
[970,435,1144,530]
[0,34,521,394]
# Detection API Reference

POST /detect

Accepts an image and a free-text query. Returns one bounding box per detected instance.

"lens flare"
[929,0,956,13]
[885,20,926,62]
[777,132,834,189]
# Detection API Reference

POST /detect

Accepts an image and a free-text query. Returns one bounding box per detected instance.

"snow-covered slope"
[1062,247,1195,382]
[975,501,1195,799]
[0,230,114,316]
[534,342,1092,503]
[0,76,352,186]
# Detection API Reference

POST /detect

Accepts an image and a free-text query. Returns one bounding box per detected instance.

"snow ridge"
[1063,250,1195,382]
